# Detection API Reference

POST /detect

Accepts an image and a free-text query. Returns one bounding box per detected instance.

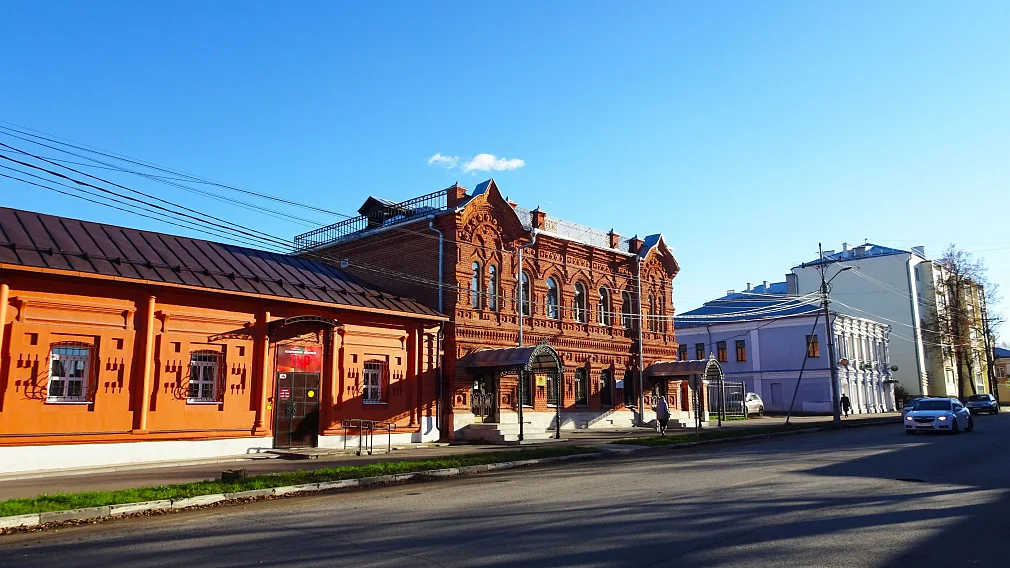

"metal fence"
[707,380,748,420]
[294,189,448,250]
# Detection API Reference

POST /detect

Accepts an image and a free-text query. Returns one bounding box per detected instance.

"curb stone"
[109,500,173,515]
[39,506,110,523]
[0,513,40,529]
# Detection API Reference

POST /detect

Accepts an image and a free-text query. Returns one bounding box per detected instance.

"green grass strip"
[0,446,597,518]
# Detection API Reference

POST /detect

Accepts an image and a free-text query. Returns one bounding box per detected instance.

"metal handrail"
[340,419,399,455]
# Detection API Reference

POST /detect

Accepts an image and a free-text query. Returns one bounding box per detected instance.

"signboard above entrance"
[277,346,322,373]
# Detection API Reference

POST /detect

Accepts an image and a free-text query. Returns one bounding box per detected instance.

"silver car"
[904,397,973,435]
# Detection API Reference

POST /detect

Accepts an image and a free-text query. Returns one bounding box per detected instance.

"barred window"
[48,343,92,402]
[188,351,222,402]
[363,361,384,402]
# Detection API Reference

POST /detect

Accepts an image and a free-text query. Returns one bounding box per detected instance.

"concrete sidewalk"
[0,413,899,501]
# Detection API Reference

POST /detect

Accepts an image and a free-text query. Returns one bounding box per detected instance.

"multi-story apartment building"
[675,282,895,414]
[790,243,990,399]
[294,179,684,440]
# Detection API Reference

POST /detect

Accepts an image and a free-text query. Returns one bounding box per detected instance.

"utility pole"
[819,243,842,426]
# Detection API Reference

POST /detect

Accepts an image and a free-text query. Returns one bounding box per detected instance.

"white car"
[904,397,973,435]
[744,392,764,416]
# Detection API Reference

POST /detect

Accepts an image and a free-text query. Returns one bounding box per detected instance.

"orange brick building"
[0,207,444,474]
[296,179,691,441]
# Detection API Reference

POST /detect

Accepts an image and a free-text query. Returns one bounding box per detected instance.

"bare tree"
[925,245,996,400]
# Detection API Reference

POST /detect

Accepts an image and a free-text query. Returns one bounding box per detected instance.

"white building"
[675,283,895,414]
[790,243,988,398]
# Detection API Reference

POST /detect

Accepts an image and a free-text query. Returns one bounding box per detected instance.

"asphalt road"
[2,413,1007,567]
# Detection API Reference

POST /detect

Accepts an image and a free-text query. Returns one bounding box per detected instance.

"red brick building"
[296,179,689,441]
[0,207,444,474]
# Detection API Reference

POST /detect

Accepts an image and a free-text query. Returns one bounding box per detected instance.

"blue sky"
[2,1,1009,334]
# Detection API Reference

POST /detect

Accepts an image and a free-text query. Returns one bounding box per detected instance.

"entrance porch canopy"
[464,343,563,440]
[465,343,564,374]
[648,358,723,379]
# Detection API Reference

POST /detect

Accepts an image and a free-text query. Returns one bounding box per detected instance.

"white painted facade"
[675,313,895,414]
[0,437,274,476]
[791,244,934,396]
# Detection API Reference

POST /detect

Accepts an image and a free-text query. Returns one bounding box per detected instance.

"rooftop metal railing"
[294,189,448,250]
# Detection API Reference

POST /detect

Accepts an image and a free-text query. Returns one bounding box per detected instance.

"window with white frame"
[598,287,612,326]
[363,361,384,402]
[996,365,1006,378]
[48,343,92,402]
[546,277,560,320]
[573,282,587,323]
[188,351,222,402]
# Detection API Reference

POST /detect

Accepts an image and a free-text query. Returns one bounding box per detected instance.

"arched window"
[573,283,587,323]
[488,265,498,311]
[649,295,656,331]
[598,288,612,326]
[546,277,560,320]
[519,272,531,316]
[622,290,634,329]
[471,261,482,310]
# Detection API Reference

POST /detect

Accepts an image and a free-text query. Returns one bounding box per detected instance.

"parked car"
[904,397,973,434]
[901,397,924,419]
[965,394,999,415]
[744,392,764,416]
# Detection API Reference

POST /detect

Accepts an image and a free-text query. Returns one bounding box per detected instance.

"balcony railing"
[294,189,448,250]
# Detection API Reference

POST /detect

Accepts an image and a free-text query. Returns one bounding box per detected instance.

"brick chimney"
[608,229,621,249]
[628,235,644,255]
[531,207,547,230]
[446,183,468,209]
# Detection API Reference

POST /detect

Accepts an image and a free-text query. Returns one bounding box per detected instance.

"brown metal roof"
[0,207,442,319]
[465,343,563,372]
[648,359,723,377]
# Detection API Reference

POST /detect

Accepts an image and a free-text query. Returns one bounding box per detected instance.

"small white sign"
[615,379,625,389]
[279,373,287,379]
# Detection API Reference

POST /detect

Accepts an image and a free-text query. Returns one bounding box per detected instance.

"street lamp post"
[818,243,852,426]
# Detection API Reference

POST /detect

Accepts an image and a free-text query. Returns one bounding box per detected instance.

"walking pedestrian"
[840,393,852,418]
[655,395,671,435]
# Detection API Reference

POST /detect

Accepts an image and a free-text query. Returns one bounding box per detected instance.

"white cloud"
[427,153,459,168]
[461,154,525,173]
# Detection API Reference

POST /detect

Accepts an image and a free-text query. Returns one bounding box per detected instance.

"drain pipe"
[428,220,447,440]
[517,229,539,347]
[636,254,646,427]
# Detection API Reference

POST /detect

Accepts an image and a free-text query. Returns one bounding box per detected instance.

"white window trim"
[46,344,92,403]
[188,351,222,403]
[363,361,384,403]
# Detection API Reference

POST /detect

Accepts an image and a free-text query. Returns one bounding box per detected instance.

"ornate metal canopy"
[464,342,564,374]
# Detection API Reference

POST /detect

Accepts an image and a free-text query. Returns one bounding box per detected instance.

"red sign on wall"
[276,346,322,373]
[279,387,291,400]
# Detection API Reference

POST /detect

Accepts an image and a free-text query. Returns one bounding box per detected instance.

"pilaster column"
[133,295,156,433]
[253,310,272,435]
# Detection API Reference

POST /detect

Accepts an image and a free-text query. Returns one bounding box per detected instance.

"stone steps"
[461,422,554,444]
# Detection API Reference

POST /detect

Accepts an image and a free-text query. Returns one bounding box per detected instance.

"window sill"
[45,399,90,405]
[187,400,220,405]
[363,401,388,406]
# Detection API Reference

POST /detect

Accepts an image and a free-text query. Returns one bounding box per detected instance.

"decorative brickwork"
[317,180,682,437]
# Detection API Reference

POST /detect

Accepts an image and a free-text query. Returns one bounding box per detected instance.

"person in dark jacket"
[840,393,852,417]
